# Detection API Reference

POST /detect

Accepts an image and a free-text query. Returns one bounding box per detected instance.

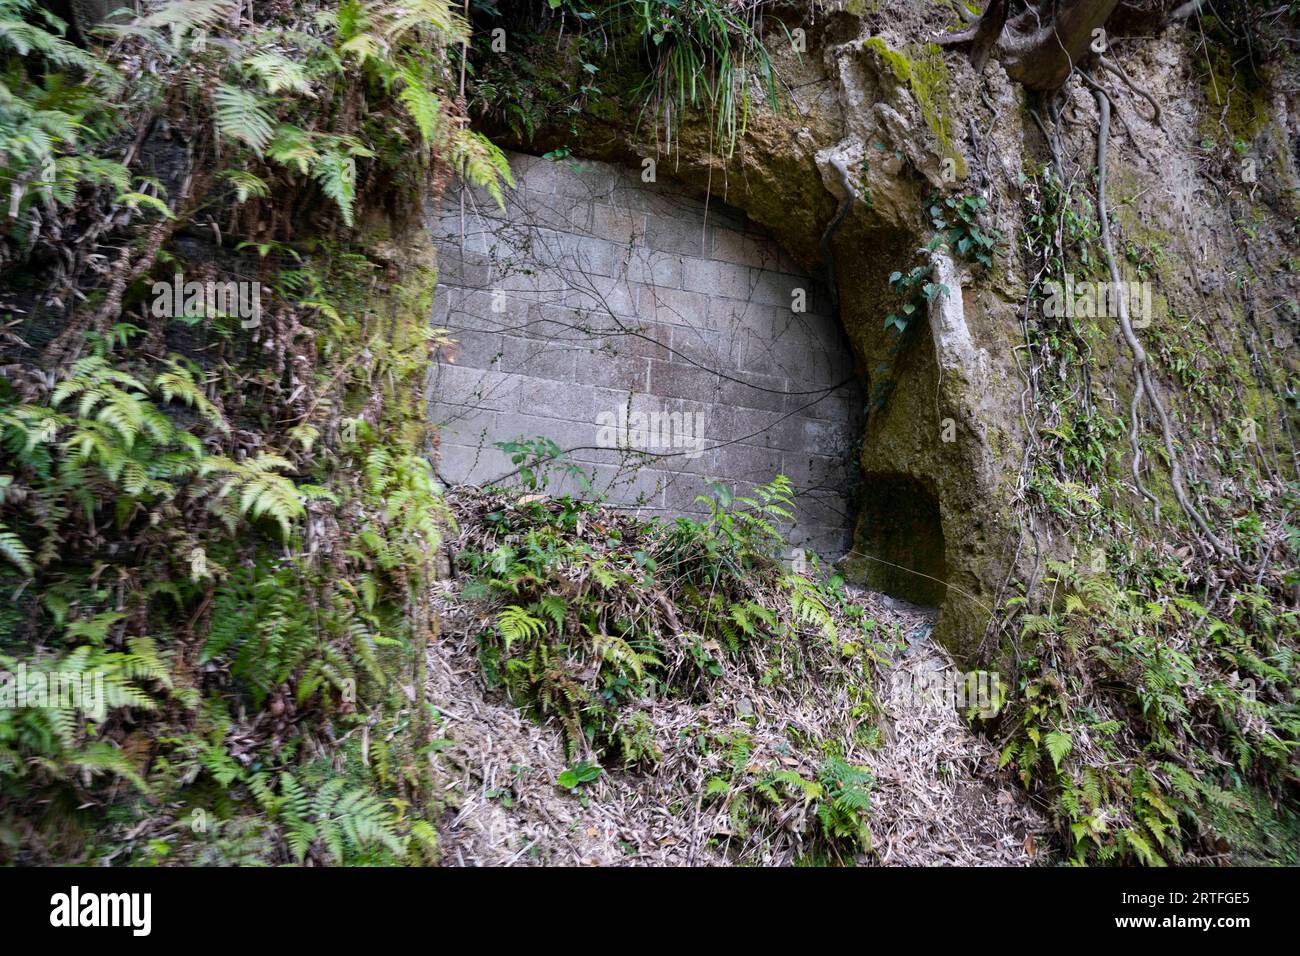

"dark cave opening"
[852,471,947,608]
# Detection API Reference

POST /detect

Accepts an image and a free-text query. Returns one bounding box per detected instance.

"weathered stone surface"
[430,151,865,557]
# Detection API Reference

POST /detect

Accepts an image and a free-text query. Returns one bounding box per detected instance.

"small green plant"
[929,193,999,268]
[495,437,592,493]
[704,747,874,861]
[881,192,996,335]
[247,772,409,864]
[884,264,946,334]
[556,760,602,790]
[672,475,796,574]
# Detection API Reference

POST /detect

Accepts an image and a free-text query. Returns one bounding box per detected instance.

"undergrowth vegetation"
[450,476,880,862]
[0,0,510,863]
[988,149,1300,865]
[466,0,785,156]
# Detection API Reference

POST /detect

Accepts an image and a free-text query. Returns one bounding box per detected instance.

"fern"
[496,605,544,652]
[449,128,515,210]
[221,169,271,203]
[0,0,482,865]
[787,573,837,641]
[311,139,373,226]
[138,0,241,39]
[266,124,320,175]
[405,819,439,865]
[213,83,274,152]
[200,453,306,537]
[65,742,149,793]
[0,521,33,575]
[396,63,442,149]
[243,51,311,95]
[372,0,467,43]
[1045,731,1073,772]
[154,358,225,430]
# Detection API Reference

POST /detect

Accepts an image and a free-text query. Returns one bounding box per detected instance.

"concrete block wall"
[428,151,864,557]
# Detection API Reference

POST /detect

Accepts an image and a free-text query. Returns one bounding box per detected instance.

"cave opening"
[850,471,948,608]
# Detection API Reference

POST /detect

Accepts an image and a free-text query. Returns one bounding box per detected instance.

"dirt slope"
[427,548,1047,866]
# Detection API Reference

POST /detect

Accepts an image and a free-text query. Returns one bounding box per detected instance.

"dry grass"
[426,491,1049,866]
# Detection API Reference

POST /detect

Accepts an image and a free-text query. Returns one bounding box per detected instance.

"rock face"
[476,1,1300,664]
[62,0,117,44]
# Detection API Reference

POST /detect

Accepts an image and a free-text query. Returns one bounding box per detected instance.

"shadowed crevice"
[849,471,947,608]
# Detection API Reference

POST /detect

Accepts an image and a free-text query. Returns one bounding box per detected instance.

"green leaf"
[213,83,274,153]
[115,191,174,218]
[1045,731,1072,771]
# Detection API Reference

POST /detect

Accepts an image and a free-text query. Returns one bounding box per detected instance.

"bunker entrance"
[852,472,947,607]
[430,150,865,558]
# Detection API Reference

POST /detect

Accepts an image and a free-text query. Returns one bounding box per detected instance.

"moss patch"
[862,38,967,178]
[1198,41,1270,144]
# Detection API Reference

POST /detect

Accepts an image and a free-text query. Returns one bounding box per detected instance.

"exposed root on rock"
[1099,56,1162,127]
[1089,83,1234,559]
[936,0,1121,91]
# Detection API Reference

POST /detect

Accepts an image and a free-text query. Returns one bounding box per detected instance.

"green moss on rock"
[861,38,967,178]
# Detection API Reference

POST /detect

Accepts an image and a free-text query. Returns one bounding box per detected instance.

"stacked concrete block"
[428,151,864,557]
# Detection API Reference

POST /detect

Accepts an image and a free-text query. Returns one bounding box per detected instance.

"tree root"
[1128,366,1163,521]
[1028,106,1065,184]
[935,26,981,47]
[820,152,857,315]
[1099,56,1162,127]
[1090,84,1234,558]
[1075,69,1151,164]
[935,0,1120,91]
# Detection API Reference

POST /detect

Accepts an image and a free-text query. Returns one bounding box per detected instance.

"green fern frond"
[221,169,271,203]
[496,605,544,653]
[312,148,359,226]
[213,83,274,153]
[67,741,149,793]
[266,124,320,175]
[1045,730,1073,772]
[449,128,514,210]
[0,523,34,575]
[396,63,443,148]
[243,50,311,95]
[373,0,467,43]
